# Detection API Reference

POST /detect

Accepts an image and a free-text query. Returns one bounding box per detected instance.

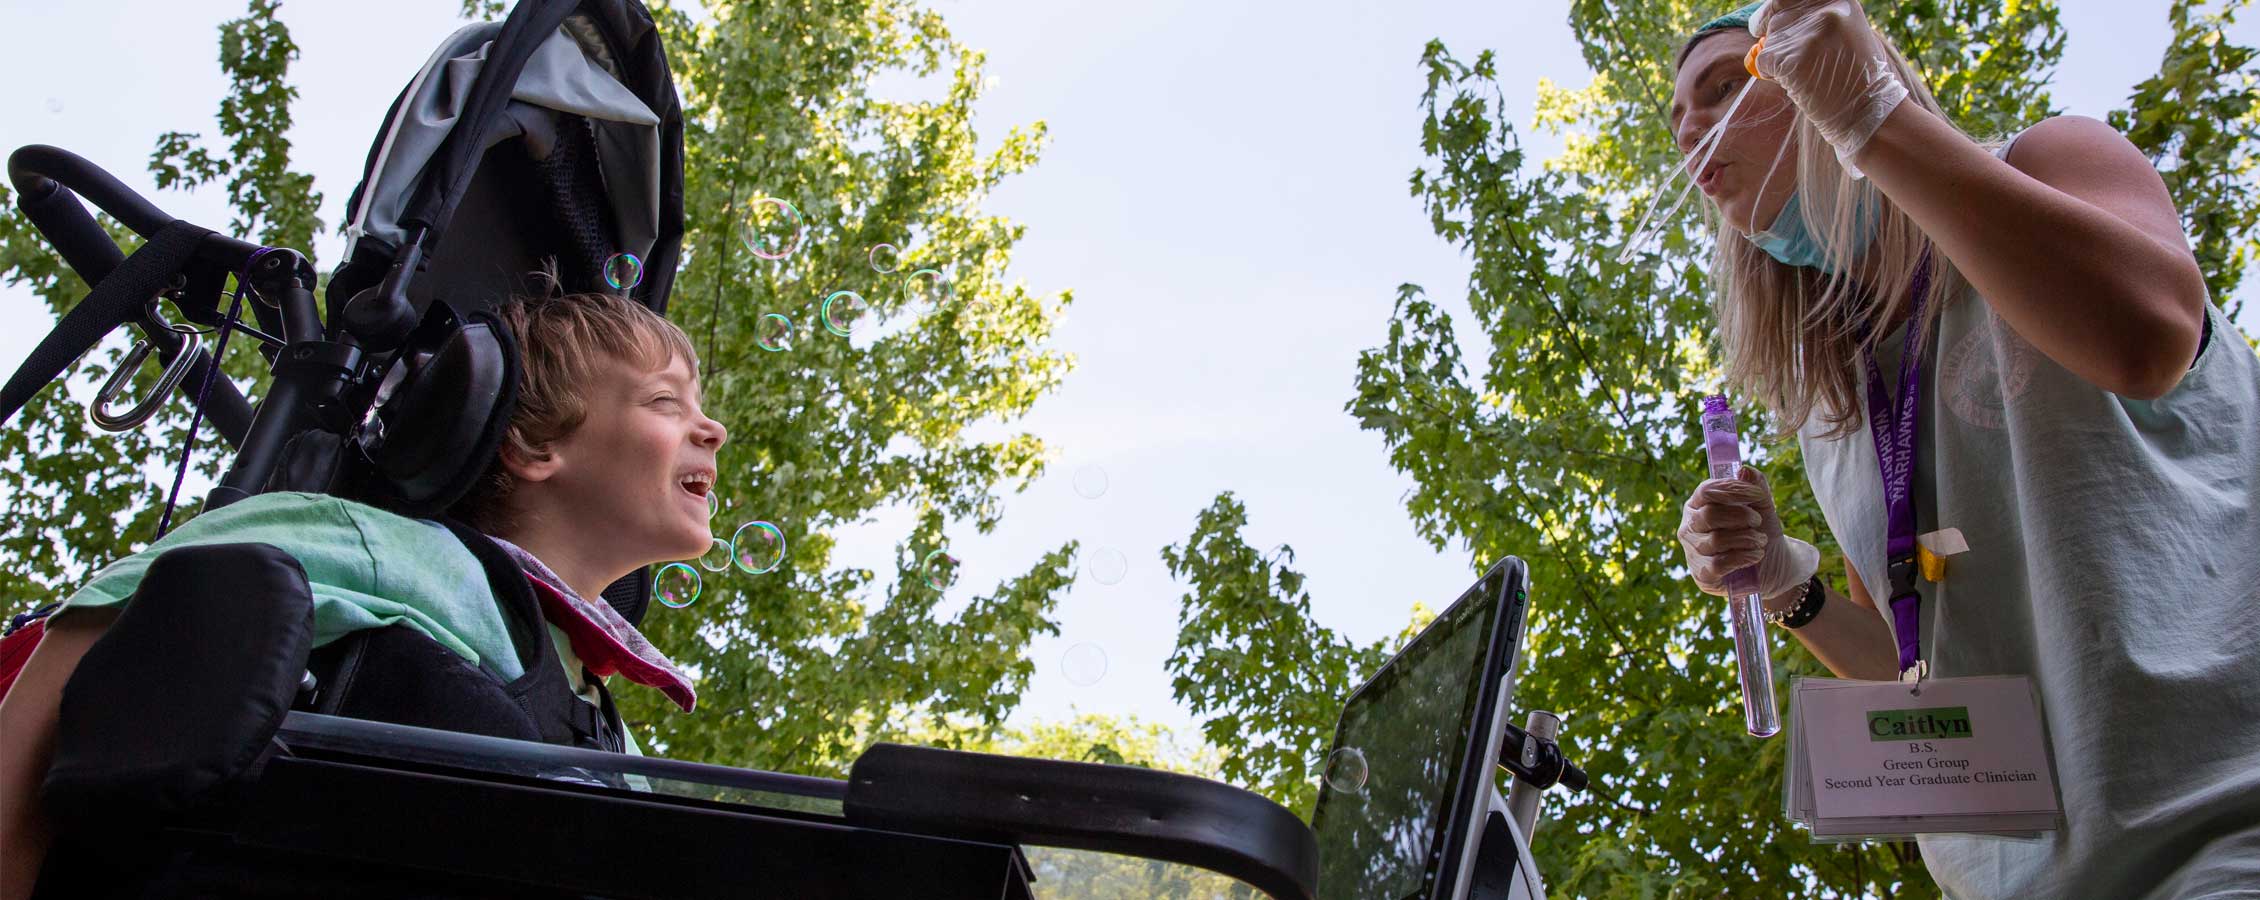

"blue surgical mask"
[1743,190,1876,274]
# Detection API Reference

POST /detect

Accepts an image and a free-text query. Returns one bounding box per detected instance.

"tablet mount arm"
[1467,712,1590,900]
[1501,711,1587,844]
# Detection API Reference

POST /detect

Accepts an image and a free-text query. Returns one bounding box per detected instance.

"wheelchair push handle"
[8,145,263,270]
[6,145,263,443]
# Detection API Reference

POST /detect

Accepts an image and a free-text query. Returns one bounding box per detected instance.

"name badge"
[1786,675,2061,838]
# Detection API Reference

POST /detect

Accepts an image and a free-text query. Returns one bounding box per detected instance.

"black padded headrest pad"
[43,542,315,841]
[360,306,519,518]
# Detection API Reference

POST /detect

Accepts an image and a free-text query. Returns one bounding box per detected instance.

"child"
[0,283,724,896]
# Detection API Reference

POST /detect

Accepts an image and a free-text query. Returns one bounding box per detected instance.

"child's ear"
[499,439,562,484]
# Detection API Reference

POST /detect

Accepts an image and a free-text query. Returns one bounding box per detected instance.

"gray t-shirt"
[1798,256,2260,898]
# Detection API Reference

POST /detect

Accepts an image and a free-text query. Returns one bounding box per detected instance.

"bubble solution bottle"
[1699,395,1781,738]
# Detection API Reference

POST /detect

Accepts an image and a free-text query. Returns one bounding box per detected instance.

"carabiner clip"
[89,327,203,433]
[1901,659,1929,697]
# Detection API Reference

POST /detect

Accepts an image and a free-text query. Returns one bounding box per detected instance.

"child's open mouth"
[679,471,713,501]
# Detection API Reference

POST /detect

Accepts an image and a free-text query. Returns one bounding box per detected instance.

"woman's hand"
[1678,465,1820,600]
[1751,0,1910,163]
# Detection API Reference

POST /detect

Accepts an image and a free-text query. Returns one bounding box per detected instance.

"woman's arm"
[1853,105,2208,400]
[1768,563,1898,682]
[0,607,117,900]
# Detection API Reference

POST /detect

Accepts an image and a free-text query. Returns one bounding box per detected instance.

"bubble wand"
[1698,395,1781,738]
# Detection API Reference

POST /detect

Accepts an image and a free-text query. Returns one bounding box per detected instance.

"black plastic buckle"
[1886,551,1919,598]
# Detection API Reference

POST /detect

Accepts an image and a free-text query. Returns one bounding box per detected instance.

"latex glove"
[1749,0,1910,171]
[1678,465,1821,600]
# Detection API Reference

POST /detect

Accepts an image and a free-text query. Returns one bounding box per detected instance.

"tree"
[1163,1,2260,896]
[2,0,1080,781]
[1159,493,1434,821]
[621,0,1076,774]
[0,0,318,609]
[927,713,1267,899]
[2110,0,2260,330]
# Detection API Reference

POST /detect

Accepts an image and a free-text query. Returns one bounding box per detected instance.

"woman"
[1670,2,2260,897]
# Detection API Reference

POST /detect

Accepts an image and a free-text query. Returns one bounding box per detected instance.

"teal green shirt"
[61,492,523,681]
[61,492,649,758]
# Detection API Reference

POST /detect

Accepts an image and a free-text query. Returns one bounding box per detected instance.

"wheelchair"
[0,2,1583,896]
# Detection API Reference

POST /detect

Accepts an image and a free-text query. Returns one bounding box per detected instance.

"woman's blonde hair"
[1683,28,1993,441]
[453,269,701,533]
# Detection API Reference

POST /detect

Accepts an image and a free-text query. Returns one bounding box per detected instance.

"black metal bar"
[206,247,368,506]
[848,742,1318,900]
[7,145,261,445]
[8,146,261,266]
[232,755,1020,900]
[9,145,173,241]
[276,711,851,803]
[245,249,325,345]
[209,372,306,508]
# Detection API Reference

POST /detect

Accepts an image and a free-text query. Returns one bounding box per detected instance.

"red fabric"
[522,575,696,711]
[0,617,47,703]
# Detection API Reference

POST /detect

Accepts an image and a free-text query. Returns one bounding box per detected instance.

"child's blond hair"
[453,272,701,533]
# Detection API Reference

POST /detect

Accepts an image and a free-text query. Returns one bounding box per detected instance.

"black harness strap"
[303,523,628,756]
[440,520,626,754]
[0,220,212,428]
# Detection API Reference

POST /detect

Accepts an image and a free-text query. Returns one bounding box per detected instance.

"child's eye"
[1715,76,1742,101]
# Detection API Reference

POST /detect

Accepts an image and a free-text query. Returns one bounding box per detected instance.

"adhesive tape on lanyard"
[1781,266,2062,839]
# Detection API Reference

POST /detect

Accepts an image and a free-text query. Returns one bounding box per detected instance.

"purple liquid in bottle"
[1699,395,1741,474]
[1699,397,1760,597]
[1697,395,1781,738]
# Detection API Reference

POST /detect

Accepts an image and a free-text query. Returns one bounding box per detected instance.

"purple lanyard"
[1863,266,1932,674]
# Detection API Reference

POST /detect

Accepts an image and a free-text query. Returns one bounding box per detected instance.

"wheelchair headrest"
[350,302,519,519]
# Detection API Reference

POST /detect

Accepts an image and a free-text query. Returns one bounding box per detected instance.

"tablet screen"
[1313,574,1503,900]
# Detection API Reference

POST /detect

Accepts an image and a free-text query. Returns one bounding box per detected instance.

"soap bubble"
[698,538,732,573]
[922,550,960,590]
[602,252,645,291]
[903,268,948,306]
[1061,642,1108,686]
[707,490,720,518]
[868,243,901,274]
[821,290,868,337]
[743,197,807,260]
[654,562,701,608]
[1323,747,1369,795]
[44,98,62,114]
[1085,546,1128,585]
[732,521,787,574]
[1072,465,1108,500]
[756,313,794,352]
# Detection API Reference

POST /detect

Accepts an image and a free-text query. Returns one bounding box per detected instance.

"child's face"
[541,351,726,566]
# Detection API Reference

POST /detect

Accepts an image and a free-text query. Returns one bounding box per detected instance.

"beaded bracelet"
[1763,574,1826,629]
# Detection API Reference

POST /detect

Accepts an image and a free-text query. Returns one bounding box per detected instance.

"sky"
[1,0,2251,745]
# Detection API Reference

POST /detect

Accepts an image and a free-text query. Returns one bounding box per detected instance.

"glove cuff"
[1777,535,1822,590]
[1822,57,1909,179]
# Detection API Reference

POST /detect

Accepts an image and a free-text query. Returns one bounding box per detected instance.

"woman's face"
[1670,32,1800,234]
